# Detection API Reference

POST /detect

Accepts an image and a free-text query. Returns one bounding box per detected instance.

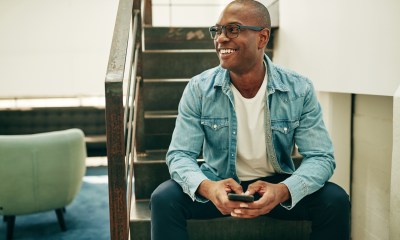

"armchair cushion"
[0,129,86,216]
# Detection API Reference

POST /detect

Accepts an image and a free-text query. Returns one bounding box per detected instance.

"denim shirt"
[166,54,335,210]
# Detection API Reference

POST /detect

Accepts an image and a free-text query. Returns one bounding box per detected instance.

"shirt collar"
[213,54,290,94]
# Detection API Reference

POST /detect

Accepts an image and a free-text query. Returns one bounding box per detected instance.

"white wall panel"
[0,0,119,98]
[317,92,351,194]
[351,94,393,240]
[273,0,400,96]
[390,85,400,239]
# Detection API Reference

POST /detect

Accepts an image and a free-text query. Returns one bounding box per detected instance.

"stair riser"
[134,161,203,200]
[144,27,276,51]
[144,27,213,50]
[145,117,176,135]
[143,51,272,79]
[143,81,187,111]
[145,134,172,150]
[143,52,220,79]
[130,217,311,240]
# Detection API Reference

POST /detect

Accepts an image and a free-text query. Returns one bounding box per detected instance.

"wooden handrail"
[105,0,145,239]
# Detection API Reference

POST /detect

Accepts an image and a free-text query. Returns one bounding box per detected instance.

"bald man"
[150,1,351,239]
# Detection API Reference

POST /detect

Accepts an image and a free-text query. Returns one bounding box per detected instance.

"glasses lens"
[226,25,239,39]
[209,26,219,39]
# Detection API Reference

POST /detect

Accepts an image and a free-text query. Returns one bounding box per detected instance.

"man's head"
[213,0,271,74]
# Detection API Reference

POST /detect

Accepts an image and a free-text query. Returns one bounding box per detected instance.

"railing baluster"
[124,44,140,179]
[127,76,141,235]
[123,10,140,146]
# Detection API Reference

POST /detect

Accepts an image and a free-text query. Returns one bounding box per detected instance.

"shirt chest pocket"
[201,117,229,150]
[271,120,299,151]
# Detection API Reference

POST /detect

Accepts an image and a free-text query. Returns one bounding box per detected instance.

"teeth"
[220,49,235,54]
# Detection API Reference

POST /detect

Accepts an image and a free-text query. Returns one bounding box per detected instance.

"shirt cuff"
[280,175,308,210]
[185,171,209,203]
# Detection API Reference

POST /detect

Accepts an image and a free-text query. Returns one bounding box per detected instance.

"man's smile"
[218,48,237,58]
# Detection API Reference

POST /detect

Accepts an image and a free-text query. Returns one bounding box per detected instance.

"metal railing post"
[144,0,152,26]
[134,0,146,153]
[105,0,134,238]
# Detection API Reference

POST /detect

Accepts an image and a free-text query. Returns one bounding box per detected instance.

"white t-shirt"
[230,62,276,181]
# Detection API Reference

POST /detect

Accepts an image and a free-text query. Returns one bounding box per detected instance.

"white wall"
[273,0,400,96]
[273,1,400,238]
[0,0,119,99]
[351,94,393,240]
[317,92,352,194]
[152,0,276,27]
[390,86,400,239]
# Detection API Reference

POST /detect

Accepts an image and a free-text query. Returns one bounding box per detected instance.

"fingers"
[246,183,261,195]
[224,178,243,194]
[231,207,269,218]
[224,200,246,209]
[224,187,232,193]
[246,180,268,195]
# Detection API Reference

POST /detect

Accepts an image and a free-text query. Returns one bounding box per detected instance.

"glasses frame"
[209,24,264,40]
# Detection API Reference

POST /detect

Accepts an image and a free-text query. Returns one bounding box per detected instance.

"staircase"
[104,0,312,239]
[128,26,312,239]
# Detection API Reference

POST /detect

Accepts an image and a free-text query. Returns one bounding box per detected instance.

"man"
[150,0,351,239]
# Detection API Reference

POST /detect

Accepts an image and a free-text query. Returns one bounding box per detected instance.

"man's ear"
[258,28,270,50]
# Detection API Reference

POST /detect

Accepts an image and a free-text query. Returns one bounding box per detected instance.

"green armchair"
[0,129,87,239]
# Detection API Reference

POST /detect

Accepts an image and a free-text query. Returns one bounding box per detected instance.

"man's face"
[214,3,262,74]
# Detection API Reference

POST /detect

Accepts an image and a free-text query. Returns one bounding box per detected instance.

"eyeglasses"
[209,24,264,40]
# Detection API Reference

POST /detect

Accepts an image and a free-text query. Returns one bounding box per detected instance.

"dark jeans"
[149,174,351,240]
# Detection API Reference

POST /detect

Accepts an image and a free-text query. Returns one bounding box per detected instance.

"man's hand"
[231,181,290,218]
[197,179,243,215]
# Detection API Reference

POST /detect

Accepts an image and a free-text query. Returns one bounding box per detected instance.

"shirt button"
[284,127,287,131]
[268,135,271,138]
[214,124,217,129]
[231,154,234,157]
[233,131,236,134]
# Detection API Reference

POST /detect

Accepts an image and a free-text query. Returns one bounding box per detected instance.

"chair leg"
[55,209,67,232]
[6,215,15,240]
[3,216,7,222]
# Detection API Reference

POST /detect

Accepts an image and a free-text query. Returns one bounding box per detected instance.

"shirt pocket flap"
[201,118,229,131]
[271,120,299,134]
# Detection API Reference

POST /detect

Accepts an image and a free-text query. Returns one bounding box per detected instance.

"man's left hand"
[231,181,290,218]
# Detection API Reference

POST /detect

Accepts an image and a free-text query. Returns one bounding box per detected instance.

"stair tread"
[145,110,178,118]
[136,150,203,162]
[144,49,216,53]
[130,200,151,221]
[144,78,190,82]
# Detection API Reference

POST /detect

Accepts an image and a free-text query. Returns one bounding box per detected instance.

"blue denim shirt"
[166,54,335,210]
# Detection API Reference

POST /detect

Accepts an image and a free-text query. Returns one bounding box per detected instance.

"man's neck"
[230,60,266,99]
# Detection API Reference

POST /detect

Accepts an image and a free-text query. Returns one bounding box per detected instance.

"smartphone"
[228,193,254,202]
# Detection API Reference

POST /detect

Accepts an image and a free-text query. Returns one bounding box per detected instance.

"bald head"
[228,0,271,33]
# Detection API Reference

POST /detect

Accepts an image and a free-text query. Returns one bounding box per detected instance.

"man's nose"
[216,30,230,43]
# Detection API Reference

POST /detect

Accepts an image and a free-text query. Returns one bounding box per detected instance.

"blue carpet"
[0,166,110,240]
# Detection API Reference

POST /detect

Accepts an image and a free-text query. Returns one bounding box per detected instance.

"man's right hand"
[197,179,243,215]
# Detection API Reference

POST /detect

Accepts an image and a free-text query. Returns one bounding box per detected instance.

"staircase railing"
[105,0,146,239]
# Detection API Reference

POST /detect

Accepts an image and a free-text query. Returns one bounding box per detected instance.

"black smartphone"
[228,193,254,202]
